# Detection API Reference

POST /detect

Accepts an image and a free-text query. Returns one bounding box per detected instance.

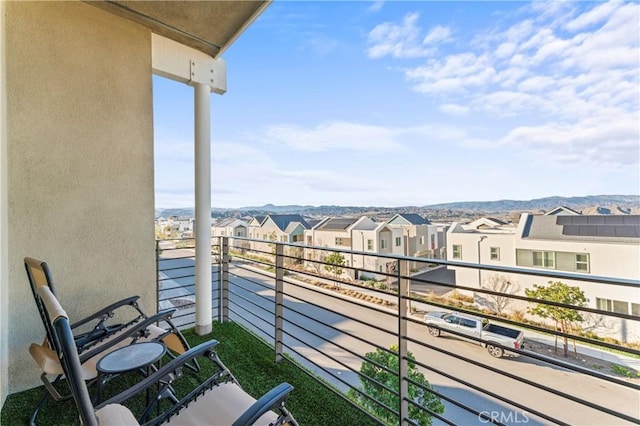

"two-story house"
[386,213,447,260]
[447,212,640,342]
[249,214,310,256]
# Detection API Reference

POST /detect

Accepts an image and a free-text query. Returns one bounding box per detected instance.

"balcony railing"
[157,237,640,426]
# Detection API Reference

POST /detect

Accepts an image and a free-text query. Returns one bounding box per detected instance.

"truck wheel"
[487,344,504,358]
[428,327,440,337]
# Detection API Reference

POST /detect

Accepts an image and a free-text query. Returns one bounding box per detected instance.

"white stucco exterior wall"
[0,0,8,406]
[6,2,156,392]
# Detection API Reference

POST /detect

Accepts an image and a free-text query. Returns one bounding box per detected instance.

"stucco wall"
[1,0,8,406]
[6,2,156,392]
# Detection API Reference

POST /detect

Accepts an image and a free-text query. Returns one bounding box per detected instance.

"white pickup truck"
[424,310,524,358]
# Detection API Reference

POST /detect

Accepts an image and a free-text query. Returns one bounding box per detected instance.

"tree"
[478,274,520,316]
[348,345,444,425]
[324,252,345,281]
[525,281,587,357]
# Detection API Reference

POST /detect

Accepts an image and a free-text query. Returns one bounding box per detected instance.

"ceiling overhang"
[86,0,270,58]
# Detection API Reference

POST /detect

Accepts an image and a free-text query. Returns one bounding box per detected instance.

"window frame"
[452,244,462,259]
[490,247,500,261]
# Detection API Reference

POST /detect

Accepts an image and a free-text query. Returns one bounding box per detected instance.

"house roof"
[265,214,310,232]
[545,206,582,216]
[388,213,431,226]
[88,1,270,58]
[522,214,640,242]
[316,218,359,231]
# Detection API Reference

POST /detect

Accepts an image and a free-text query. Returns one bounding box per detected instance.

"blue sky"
[153,0,640,209]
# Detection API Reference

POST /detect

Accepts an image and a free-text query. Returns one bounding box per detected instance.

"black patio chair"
[24,257,195,425]
[36,284,299,425]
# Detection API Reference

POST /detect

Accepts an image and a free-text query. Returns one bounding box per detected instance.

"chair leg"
[29,390,49,426]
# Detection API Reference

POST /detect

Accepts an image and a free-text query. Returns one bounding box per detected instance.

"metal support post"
[220,237,229,323]
[275,243,284,363]
[194,82,212,335]
[398,259,409,425]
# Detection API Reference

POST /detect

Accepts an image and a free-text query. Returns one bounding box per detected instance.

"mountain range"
[155,194,639,220]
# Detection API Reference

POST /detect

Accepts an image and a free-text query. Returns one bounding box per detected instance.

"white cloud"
[438,103,469,116]
[372,0,639,167]
[259,121,405,152]
[367,1,384,13]
[422,26,452,45]
[367,13,449,59]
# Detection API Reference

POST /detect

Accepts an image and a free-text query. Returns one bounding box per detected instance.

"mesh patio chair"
[24,257,195,425]
[36,285,299,426]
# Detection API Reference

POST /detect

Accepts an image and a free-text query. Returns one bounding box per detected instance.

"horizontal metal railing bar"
[157,274,197,283]
[227,305,274,341]
[232,261,279,282]
[408,299,640,359]
[280,314,397,380]
[226,276,274,300]
[405,335,636,421]
[410,355,567,426]
[405,376,499,426]
[281,288,397,338]
[278,355,386,426]
[283,276,397,318]
[405,316,640,390]
[231,236,640,286]
[279,339,397,420]
[408,274,640,322]
[157,254,198,261]
[278,326,399,403]
[283,269,397,300]
[282,301,397,359]
[227,287,274,317]
[227,269,274,292]
[405,397,456,426]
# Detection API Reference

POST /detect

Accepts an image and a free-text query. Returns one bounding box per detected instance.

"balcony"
[154,237,639,425]
[2,236,638,425]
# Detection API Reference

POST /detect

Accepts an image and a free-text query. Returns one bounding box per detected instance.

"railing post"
[155,240,160,313]
[398,259,409,425]
[275,243,284,363]
[220,237,229,323]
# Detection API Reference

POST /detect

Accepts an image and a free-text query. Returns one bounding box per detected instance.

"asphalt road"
[158,255,639,426]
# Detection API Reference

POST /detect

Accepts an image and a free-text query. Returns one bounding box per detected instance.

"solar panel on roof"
[587,216,605,225]
[615,226,640,238]
[562,224,580,235]
[596,226,616,237]
[623,216,640,225]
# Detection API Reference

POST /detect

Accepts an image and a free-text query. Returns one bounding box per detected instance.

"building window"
[575,254,589,272]
[517,249,590,273]
[490,247,500,261]
[430,234,435,249]
[597,298,630,314]
[335,237,344,246]
[380,239,388,249]
[367,239,373,250]
[395,237,402,247]
[420,236,425,245]
[632,303,640,317]
[280,235,286,242]
[452,245,462,259]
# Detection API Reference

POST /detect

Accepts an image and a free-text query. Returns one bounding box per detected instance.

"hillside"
[155,194,640,220]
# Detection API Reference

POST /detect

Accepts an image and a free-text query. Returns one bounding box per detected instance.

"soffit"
[87,1,270,58]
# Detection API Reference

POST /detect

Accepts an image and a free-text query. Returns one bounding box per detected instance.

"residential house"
[447,213,640,342]
[386,213,446,260]
[212,217,250,251]
[249,214,310,257]
[304,216,405,280]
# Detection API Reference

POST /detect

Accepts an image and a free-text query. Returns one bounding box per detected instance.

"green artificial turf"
[1,321,379,425]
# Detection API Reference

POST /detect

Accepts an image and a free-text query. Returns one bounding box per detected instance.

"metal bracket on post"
[275,244,284,363]
[190,58,227,95]
[220,237,229,323]
[398,259,409,425]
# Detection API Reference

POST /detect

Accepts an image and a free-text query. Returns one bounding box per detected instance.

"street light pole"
[477,236,487,287]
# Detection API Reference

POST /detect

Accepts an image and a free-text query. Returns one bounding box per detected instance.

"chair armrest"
[78,309,177,363]
[232,383,295,426]
[69,295,142,329]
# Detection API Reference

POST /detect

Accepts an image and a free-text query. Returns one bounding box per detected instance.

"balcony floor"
[1,321,376,425]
